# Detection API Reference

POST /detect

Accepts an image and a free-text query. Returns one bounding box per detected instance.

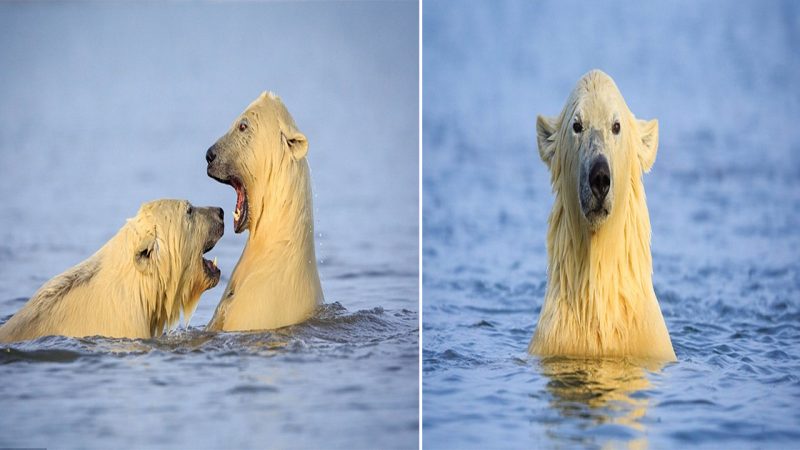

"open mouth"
[201,239,221,286]
[210,176,249,234]
[230,178,249,233]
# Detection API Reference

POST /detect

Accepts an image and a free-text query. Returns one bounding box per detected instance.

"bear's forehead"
[137,199,190,219]
[251,92,282,108]
[244,94,295,123]
[568,77,627,122]
[577,69,618,93]
[576,92,620,117]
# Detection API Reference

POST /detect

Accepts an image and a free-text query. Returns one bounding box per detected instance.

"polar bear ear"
[637,118,659,173]
[134,232,158,273]
[536,115,559,168]
[282,130,309,161]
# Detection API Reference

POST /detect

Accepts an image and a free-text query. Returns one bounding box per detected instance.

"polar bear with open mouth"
[0,199,223,343]
[205,92,323,332]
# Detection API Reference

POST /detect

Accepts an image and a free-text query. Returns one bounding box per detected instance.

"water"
[0,2,419,449]
[423,1,800,448]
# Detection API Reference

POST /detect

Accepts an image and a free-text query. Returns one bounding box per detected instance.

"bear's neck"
[240,159,322,293]
[101,227,188,336]
[542,171,654,349]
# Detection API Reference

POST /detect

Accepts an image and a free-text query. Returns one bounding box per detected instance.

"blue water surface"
[423,1,800,448]
[0,2,419,449]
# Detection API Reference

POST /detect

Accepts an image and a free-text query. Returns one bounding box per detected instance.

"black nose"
[213,207,224,221]
[206,146,217,164]
[589,157,611,202]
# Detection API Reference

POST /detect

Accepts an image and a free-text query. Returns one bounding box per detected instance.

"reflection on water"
[539,357,660,448]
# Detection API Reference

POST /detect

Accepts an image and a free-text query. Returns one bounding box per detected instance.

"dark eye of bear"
[612,121,620,135]
[572,121,583,133]
[186,206,193,215]
[238,121,248,132]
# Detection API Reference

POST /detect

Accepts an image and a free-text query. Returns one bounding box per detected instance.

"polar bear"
[204,92,323,331]
[0,200,224,343]
[529,70,676,361]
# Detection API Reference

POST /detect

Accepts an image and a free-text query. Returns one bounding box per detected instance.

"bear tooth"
[233,209,240,221]
[212,257,217,268]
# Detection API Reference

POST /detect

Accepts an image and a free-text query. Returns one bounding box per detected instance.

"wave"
[0,302,418,364]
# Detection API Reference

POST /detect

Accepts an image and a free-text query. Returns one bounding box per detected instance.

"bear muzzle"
[580,154,613,229]
[589,156,611,202]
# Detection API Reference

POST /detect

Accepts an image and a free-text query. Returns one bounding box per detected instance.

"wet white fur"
[529,70,676,361]
[0,200,216,343]
[207,93,323,331]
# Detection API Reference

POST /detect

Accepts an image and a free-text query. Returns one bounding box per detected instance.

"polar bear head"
[205,92,309,234]
[536,70,658,231]
[129,199,224,327]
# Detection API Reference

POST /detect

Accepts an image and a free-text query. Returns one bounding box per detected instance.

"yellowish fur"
[0,200,221,343]
[529,70,676,361]
[207,93,323,331]
[541,357,654,431]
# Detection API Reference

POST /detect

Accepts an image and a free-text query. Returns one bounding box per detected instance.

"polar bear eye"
[238,120,248,132]
[572,121,583,133]
[186,206,193,215]
[612,121,621,135]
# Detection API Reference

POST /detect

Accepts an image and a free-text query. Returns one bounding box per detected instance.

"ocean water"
[0,2,419,449]
[422,1,800,448]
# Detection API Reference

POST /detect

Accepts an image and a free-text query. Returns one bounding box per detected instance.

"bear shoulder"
[8,256,102,331]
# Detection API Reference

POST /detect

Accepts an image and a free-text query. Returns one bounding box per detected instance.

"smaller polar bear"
[0,200,224,343]
[204,92,323,332]
[529,70,676,361]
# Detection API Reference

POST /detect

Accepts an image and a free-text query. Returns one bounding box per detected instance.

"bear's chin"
[583,207,610,232]
[201,257,221,288]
